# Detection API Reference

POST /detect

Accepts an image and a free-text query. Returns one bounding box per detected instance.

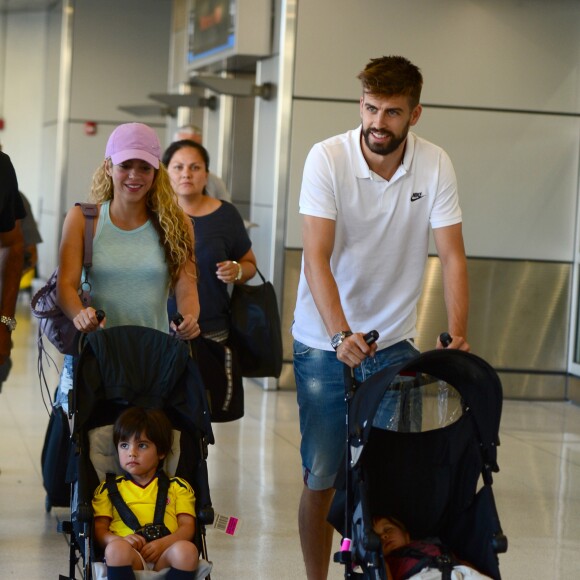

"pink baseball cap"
[105,123,161,169]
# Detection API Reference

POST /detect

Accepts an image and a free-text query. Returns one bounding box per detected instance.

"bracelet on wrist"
[232,261,243,281]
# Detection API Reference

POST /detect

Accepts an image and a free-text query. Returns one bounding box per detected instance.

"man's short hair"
[357,56,423,108]
[173,125,203,143]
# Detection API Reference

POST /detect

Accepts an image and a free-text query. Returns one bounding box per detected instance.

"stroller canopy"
[75,326,214,444]
[348,349,502,472]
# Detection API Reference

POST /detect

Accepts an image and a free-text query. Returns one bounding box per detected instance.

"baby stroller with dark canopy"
[56,326,215,580]
[329,348,508,580]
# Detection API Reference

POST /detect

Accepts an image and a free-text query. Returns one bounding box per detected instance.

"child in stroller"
[371,515,492,580]
[57,325,214,580]
[92,407,200,579]
[329,348,508,580]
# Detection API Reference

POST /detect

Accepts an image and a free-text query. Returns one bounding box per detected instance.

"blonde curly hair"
[90,160,196,287]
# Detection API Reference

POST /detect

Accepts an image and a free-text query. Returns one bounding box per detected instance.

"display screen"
[188,0,235,65]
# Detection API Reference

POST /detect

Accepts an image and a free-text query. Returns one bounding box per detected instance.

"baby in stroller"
[92,407,200,580]
[371,515,492,580]
[329,348,508,580]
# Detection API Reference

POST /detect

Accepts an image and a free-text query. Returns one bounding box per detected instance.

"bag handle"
[29,204,97,315]
[75,203,98,307]
[254,267,266,284]
[76,202,98,270]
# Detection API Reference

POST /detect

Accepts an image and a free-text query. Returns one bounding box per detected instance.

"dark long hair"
[162,139,210,171]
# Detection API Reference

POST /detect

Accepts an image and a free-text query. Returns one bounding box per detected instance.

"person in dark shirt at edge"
[0,150,26,388]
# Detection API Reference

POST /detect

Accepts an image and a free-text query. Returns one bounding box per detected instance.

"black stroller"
[329,347,508,580]
[57,326,215,580]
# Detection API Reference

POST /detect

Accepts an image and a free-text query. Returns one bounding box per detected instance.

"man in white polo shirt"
[292,55,470,579]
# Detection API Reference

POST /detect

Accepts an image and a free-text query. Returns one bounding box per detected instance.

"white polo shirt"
[292,127,462,351]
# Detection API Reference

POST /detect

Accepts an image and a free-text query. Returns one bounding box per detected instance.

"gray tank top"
[87,200,170,333]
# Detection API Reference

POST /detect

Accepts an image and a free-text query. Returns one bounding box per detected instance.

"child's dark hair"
[372,515,409,534]
[357,56,423,108]
[113,407,173,460]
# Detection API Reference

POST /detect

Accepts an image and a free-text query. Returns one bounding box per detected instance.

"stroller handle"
[338,328,379,574]
[439,332,452,347]
[95,309,105,322]
[171,312,184,327]
[363,330,379,345]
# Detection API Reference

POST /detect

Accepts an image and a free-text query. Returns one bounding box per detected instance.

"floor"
[2,298,580,579]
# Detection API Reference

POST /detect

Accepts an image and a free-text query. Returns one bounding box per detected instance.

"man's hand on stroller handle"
[336,330,379,368]
[437,331,470,351]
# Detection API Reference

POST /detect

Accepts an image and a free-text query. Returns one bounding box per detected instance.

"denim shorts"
[55,354,75,413]
[293,338,419,490]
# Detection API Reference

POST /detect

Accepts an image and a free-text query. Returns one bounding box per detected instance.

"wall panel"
[418,109,580,261]
[293,0,580,113]
[2,11,47,221]
[280,250,571,398]
[62,0,171,218]
[69,0,171,122]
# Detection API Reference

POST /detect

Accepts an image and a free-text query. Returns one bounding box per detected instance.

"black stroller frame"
[330,347,508,580]
[56,326,215,580]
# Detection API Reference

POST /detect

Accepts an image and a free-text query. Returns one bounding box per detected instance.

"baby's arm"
[139,514,196,564]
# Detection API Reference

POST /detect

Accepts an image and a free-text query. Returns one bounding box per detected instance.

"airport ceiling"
[1,1,171,12]
[1,0,59,11]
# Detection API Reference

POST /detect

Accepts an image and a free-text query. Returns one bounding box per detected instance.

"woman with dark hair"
[163,140,256,344]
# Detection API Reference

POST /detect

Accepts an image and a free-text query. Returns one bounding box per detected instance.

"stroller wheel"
[45,494,52,512]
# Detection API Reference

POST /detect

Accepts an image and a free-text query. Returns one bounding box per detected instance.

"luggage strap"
[403,547,457,580]
[105,470,170,533]
[35,203,98,414]
[75,203,98,307]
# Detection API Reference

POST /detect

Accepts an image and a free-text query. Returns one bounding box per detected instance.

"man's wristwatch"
[331,330,352,350]
[0,315,17,332]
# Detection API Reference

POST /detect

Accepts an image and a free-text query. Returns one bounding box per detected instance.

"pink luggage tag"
[213,512,242,536]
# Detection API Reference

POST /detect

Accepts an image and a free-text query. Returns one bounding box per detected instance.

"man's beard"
[362,123,410,156]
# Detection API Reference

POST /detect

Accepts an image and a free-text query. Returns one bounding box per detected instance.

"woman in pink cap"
[54,123,200,409]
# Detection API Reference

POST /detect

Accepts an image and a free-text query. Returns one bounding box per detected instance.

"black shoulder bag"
[228,267,283,378]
